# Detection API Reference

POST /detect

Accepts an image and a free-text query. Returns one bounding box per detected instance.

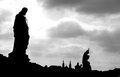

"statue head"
[19,7,28,16]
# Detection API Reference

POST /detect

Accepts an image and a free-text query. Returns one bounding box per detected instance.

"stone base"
[8,51,30,64]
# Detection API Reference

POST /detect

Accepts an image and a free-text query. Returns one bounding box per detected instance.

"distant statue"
[75,62,82,72]
[9,7,30,64]
[82,48,91,71]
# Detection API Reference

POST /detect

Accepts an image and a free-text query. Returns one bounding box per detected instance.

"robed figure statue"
[9,7,30,64]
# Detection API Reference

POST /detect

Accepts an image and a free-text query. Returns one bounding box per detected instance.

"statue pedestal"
[9,51,30,64]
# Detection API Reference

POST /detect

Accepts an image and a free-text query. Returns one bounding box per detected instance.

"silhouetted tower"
[69,61,72,69]
[82,48,91,71]
[8,7,30,64]
[62,60,65,68]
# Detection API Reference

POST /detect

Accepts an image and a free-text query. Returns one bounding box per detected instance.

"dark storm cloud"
[78,0,120,15]
[40,0,120,15]
[48,21,120,53]
[40,0,83,8]
[48,21,88,38]
[92,29,120,53]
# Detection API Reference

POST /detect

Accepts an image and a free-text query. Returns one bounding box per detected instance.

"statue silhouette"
[0,7,120,75]
[8,7,30,64]
[82,48,91,71]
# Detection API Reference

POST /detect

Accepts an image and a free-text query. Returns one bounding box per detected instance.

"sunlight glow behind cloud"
[0,0,120,71]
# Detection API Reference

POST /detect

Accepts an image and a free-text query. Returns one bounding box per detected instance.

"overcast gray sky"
[0,0,120,71]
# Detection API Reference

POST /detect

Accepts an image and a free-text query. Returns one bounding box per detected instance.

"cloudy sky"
[1,0,120,71]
